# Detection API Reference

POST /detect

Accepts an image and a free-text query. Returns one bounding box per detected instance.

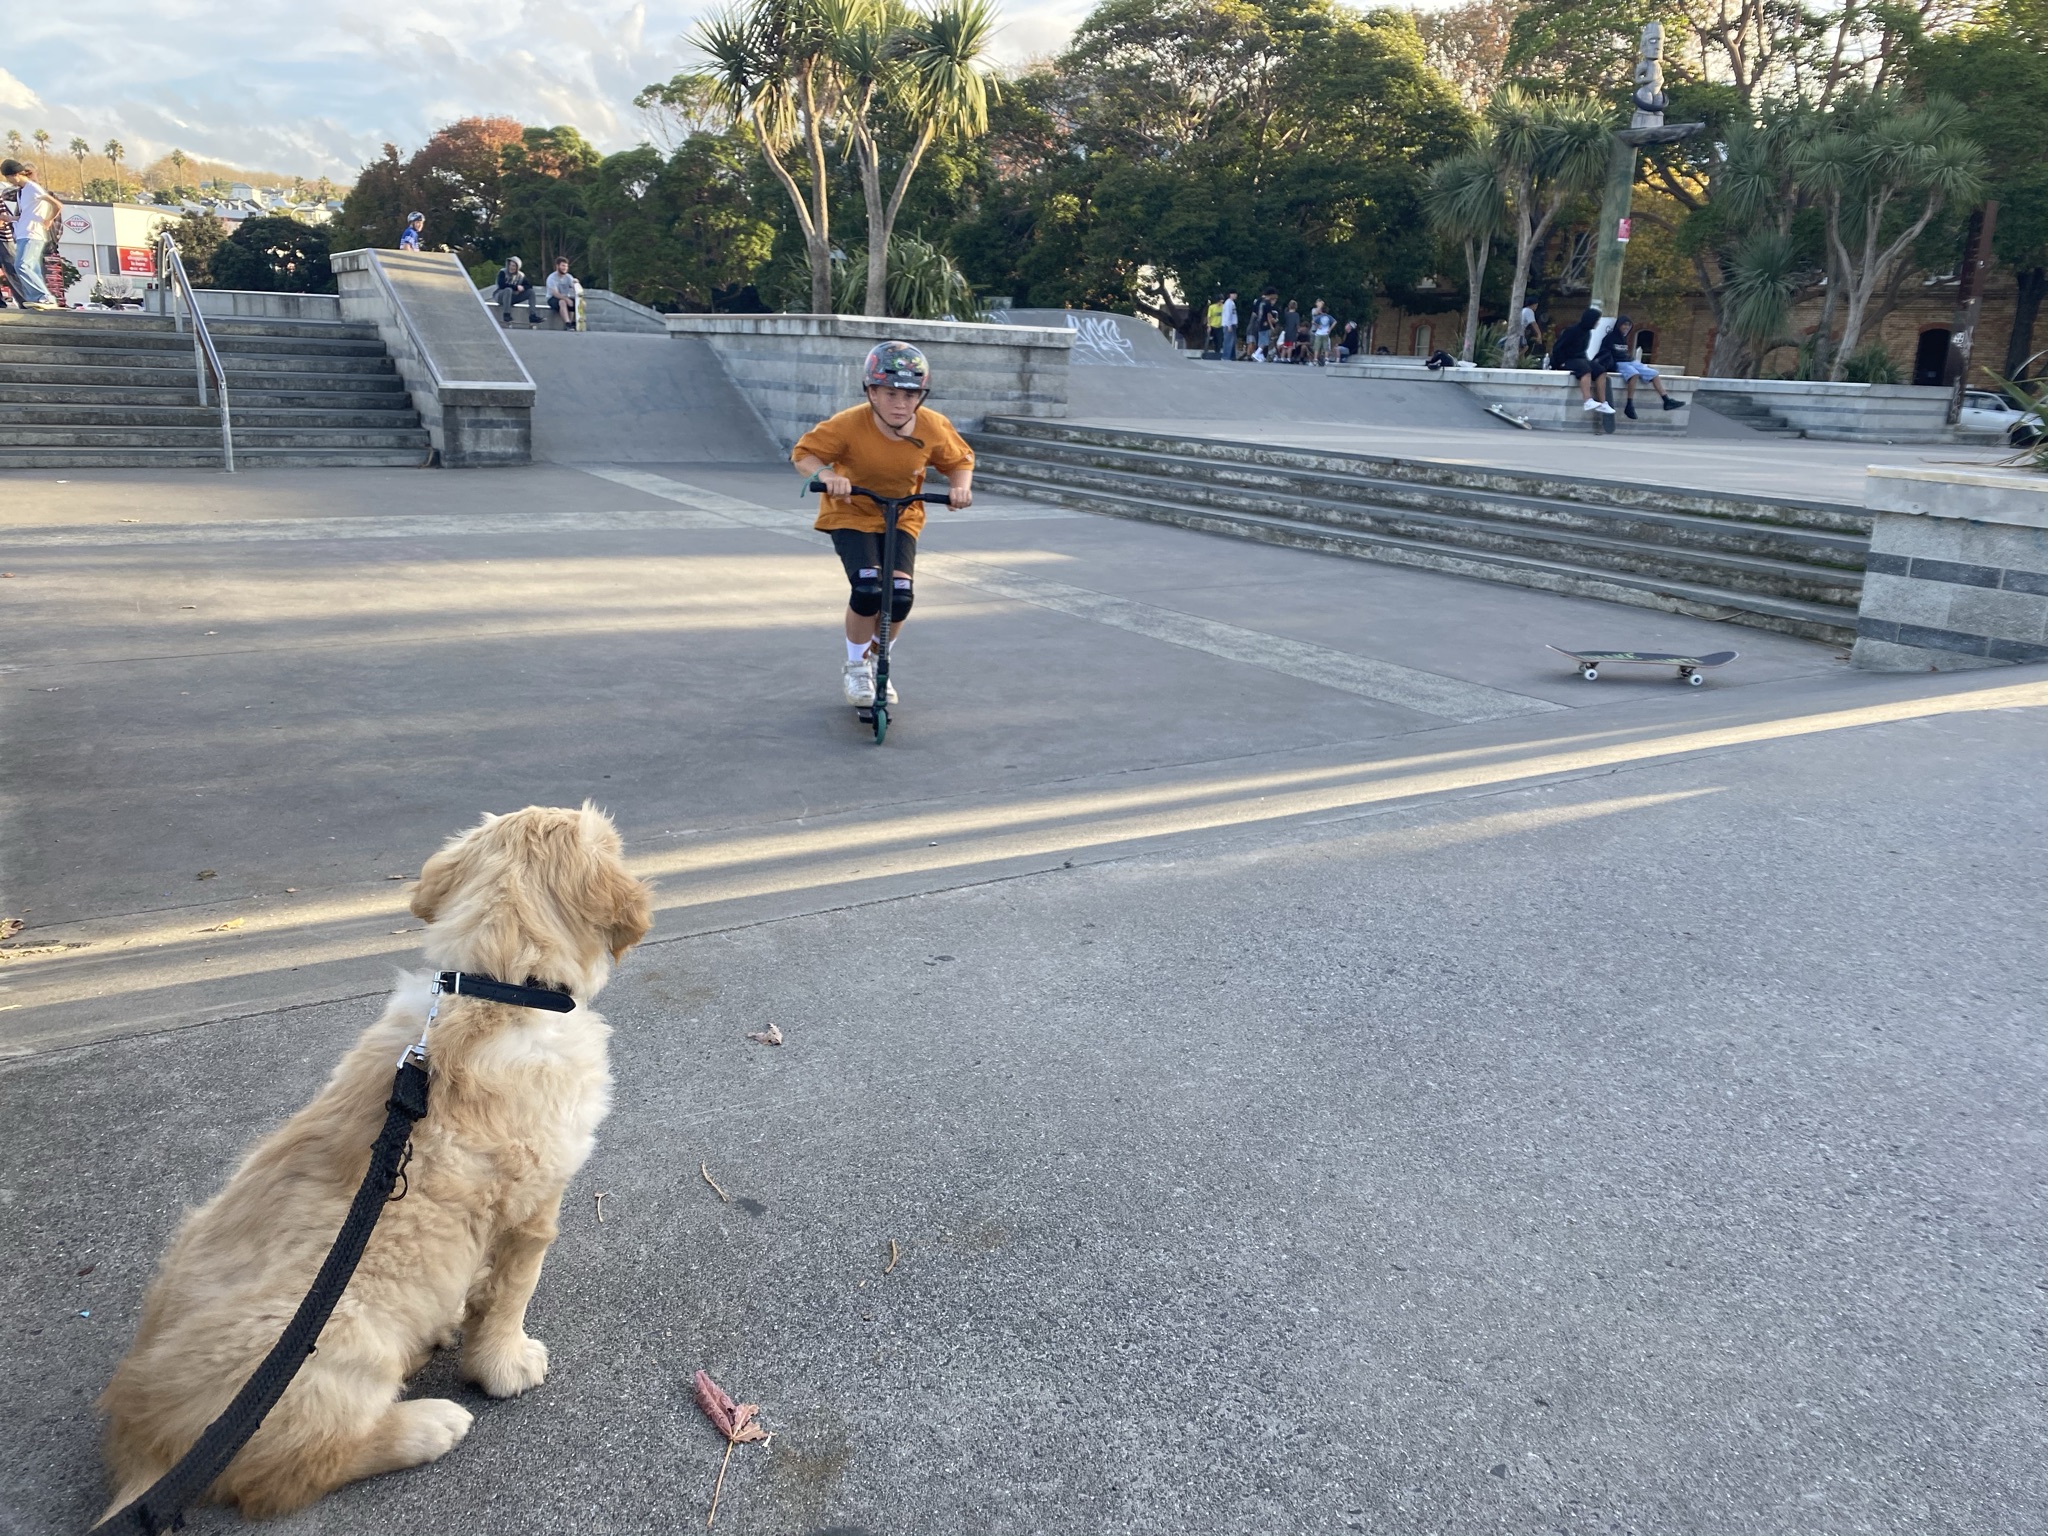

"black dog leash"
[104,972,573,1533]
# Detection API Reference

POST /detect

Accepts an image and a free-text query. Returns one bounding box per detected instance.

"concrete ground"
[3,452,2046,1536]
[1065,364,2014,506]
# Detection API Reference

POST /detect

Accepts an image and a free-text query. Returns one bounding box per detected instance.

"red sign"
[1615,216,1632,243]
[117,248,156,275]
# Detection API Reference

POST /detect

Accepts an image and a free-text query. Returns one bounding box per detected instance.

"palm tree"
[1425,150,1507,362]
[1484,88,1612,365]
[69,136,91,192]
[33,128,52,176]
[844,0,997,316]
[169,147,188,191]
[104,139,126,195]
[694,0,849,313]
[4,130,20,157]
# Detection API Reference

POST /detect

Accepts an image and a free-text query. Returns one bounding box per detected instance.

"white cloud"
[0,0,1086,181]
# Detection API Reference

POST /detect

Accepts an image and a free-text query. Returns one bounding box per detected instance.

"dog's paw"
[392,1399,474,1465]
[465,1334,549,1398]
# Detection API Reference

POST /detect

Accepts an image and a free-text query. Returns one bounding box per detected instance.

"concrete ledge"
[1852,466,2048,670]
[333,248,536,467]
[192,291,344,322]
[665,313,1072,448]
[1343,359,1691,433]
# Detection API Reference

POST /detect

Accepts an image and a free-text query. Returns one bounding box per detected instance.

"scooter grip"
[806,479,829,493]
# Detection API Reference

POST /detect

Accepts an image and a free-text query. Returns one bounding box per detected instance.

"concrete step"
[0,425,431,450]
[975,472,1855,645]
[0,319,387,358]
[0,341,398,375]
[0,381,412,409]
[974,450,1861,610]
[0,446,429,469]
[0,361,409,393]
[977,434,1865,570]
[0,310,382,344]
[1693,390,1803,436]
[981,416,1867,533]
[0,402,426,429]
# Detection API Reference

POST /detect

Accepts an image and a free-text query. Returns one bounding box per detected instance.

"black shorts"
[830,527,918,584]
[1567,359,1606,379]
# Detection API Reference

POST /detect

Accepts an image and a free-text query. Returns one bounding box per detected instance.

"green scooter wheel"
[872,703,888,744]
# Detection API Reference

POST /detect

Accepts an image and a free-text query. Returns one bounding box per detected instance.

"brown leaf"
[746,1024,783,1047]
[0,918,22,941]
[693,1370,769,1444]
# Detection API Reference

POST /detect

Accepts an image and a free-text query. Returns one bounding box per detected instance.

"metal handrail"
[155,233,234,472]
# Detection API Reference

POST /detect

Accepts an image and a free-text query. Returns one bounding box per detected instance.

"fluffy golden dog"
[99,803,652,1521]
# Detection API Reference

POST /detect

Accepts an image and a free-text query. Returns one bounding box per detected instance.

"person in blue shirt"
[398,212,424,251]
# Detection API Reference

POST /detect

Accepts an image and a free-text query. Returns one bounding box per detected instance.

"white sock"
[846,639,869,665]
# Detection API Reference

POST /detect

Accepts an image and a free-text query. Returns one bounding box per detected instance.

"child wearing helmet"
[792,340,975,707]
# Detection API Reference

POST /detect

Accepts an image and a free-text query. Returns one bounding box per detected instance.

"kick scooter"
[808,479,952,744]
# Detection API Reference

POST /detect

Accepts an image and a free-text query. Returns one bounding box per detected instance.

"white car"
[1958,389,2044,445]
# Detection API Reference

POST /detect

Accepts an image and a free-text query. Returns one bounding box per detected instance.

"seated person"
[1606,316,1683,418]
[1550,307,1615,415]
[494,257,538,326]
[544,257,579,330]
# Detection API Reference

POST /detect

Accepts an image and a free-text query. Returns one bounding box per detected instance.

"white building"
[50,202,174,303]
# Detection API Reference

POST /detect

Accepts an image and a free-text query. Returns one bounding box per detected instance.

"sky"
[0,0,1104,183]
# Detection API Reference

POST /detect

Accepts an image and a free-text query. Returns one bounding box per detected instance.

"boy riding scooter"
[792,341,975,709]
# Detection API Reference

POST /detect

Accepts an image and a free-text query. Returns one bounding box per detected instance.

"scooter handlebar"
[807,479,953,507]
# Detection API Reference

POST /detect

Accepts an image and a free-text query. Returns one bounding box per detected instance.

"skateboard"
[1548,646,1738,686]
[1487,403,1532,430]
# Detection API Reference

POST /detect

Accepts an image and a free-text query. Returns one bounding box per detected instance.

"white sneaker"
[1594,400,1616,415]
[842,659,875,706]
[878,673,899,704]
[1582,397,1602,411]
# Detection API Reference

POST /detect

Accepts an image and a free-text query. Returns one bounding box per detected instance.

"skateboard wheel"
[1687,672,1704,686]
[1581,668,1598,681]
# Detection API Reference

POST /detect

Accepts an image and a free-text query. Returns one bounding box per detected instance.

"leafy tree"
[207,215,334,292]
[1910,0,2048,377]
[693,0,852,312]
[1418,0,1521,108]
[497,125,602,271]
[157,210,228,285]
[1791,93,1985,377]
[332,117,525,261]
[587,136,777,308]
[954,0,1470,344]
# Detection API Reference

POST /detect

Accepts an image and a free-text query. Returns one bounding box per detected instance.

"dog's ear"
[410,845,460,924]
[599,864,654,960]
[412,815,492,923]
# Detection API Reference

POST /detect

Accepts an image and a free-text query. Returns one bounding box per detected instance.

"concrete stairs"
[1693,390,1802,437]
[969,418,1868,645]
[0,309,430,468]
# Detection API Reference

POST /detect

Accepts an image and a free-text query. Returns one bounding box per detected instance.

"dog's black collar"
[434,971,576,1013]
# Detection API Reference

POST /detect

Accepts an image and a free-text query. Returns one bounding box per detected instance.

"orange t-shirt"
[792,404,974,540]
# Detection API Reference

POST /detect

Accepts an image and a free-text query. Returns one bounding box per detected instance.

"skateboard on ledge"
[1548,646,1738,686]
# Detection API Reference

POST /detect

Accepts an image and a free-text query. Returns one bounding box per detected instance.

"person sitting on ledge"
[1551,305,1615,417]
[494,257,538,327]
[1606,316,1683,418]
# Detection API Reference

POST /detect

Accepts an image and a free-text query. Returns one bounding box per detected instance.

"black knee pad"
[890,575,914,623]
[849,567,884,617]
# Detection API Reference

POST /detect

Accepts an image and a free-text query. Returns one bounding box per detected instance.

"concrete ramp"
[506,331,778,464]
[1066,357,1502,431]
[999,308,1182,367]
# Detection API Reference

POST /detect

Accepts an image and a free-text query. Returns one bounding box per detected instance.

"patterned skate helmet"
[863,340,930,392]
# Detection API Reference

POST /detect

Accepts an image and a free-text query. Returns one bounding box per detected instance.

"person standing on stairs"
[2,161,60,310]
